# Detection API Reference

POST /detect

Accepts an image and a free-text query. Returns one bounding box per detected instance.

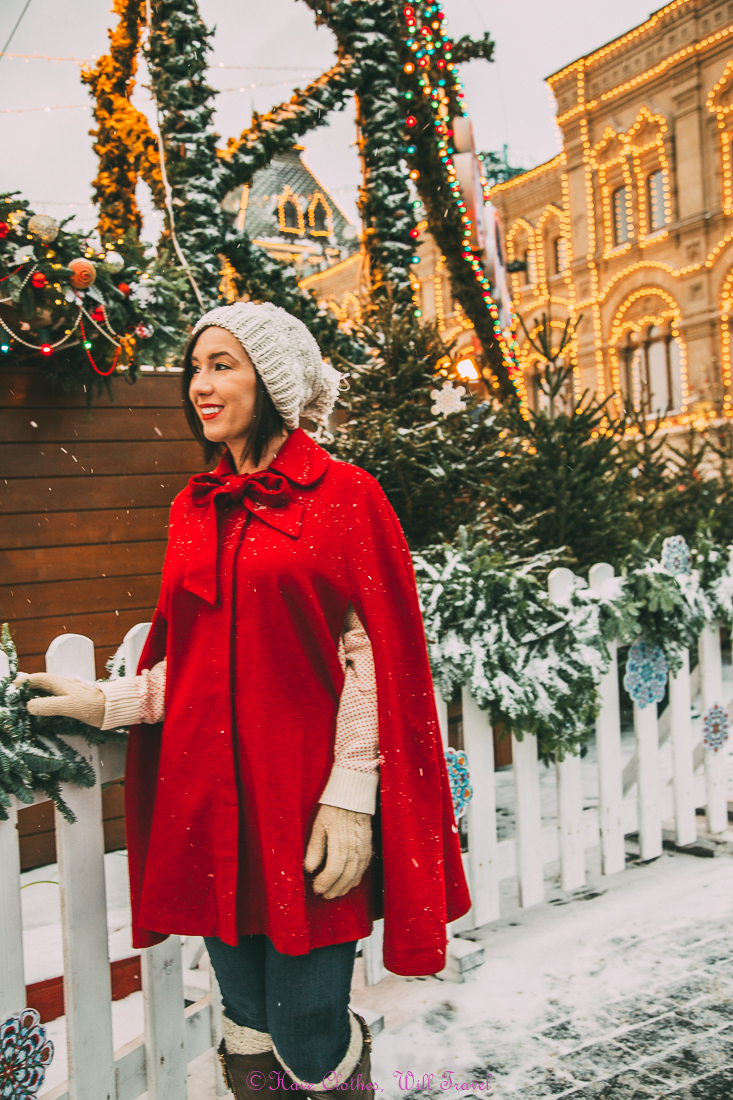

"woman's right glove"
[304,804,373,899]
[14,673,105,728]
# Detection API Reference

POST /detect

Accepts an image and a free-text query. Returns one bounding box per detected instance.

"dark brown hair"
[181,327,285,469]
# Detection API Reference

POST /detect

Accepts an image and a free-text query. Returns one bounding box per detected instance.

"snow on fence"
[0,560,730,1097]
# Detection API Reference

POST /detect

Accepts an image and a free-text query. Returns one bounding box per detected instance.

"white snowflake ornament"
[430,380,467,416]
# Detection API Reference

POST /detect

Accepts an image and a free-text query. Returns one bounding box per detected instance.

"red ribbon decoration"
[184,469,302,604]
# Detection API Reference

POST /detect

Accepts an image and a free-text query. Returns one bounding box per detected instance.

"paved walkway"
[185,839,733,1099]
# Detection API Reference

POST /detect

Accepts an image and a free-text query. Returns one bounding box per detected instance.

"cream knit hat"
[191,301,343,429]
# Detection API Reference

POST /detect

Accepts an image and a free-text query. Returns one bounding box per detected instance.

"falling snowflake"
[703,703,730,752]
[0,1008,53,1099]
[445,747,472,822]
[430,380,466,417]
[623,640,668,708]
[661,535,692,576]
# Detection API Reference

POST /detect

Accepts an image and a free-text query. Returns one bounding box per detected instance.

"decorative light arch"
[719,267,733,414]
[307,191,333,237]
[707,60,733,216]
[608,287,688,417]
[516,315,580,412]
[589,107,670,259]
[277,185,305,235]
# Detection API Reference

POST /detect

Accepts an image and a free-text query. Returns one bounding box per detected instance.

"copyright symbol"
[247,1071,266,1090]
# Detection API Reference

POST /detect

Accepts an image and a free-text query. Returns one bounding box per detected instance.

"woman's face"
[189,326,257,450]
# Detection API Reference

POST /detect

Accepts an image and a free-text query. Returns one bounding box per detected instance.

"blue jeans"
[205,935,358,1084]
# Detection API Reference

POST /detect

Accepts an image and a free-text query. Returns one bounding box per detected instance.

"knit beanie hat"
[191,301,343,429]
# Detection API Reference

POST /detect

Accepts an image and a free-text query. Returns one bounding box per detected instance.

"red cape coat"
[124,428,470,976]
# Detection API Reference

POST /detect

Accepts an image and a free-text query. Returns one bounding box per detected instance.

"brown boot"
[218,1041,289,1099]
[302,1013,373,1097]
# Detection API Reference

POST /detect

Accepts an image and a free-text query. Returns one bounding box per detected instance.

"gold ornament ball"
[27,214,59,245]
[68,257,97,289]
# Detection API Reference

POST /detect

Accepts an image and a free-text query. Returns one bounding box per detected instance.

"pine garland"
[0,626,125,823]
[323,295,498,546]
[416,528,733,760]
[81,0,164,243]
[218,59,356,193]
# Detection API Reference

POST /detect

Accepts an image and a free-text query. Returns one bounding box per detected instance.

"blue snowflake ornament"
[661,535,692,576]
[445,747,472,821]
[0,1008,53,1099]
[703,703,730,753]
[623,640,668,708]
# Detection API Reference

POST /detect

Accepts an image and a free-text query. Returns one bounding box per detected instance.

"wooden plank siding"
[0,367,206,675]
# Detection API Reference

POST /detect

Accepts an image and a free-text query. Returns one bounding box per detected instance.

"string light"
[398,2,521,382]
[307,191,333,237]
[277,185,305,235]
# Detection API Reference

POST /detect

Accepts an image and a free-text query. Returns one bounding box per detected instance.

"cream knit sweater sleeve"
[98,606,380,814]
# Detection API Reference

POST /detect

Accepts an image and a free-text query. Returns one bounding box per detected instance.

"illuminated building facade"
[489,0,733,421]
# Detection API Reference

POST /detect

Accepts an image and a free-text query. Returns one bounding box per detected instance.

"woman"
[23,302,471,1098]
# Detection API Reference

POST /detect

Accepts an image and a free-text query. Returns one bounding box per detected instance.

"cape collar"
[215,428,330,488]
[184,430,329,605]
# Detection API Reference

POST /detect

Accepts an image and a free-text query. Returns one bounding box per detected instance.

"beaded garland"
[0,1008,54,1099]
[661,535,692,576]
[445,746,472,821]
[702,703,730,753]
[623,640,668,708]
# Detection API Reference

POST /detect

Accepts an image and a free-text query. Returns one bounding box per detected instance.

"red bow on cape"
[184,469,303,604]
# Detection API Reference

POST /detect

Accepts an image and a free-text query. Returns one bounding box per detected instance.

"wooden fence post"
[699,623,729,834]
[589,563,625,876]
[142,937,188,1100]
[669,649,696,847]
[120,622,152,678]
[511,731,544,908]
[461,689,500,925]
[0,647,26,1025]
[46,633,116,1100]
[634,699,662,862]
[548,568,585,892]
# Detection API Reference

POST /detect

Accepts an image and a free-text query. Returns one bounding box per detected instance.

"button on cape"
[124,429,470,976]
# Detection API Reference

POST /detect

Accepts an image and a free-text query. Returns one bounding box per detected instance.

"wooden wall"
[0,367,205,676]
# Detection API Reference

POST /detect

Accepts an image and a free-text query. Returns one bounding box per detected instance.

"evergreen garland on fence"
[0,626,125,823]
[416,530,733,760]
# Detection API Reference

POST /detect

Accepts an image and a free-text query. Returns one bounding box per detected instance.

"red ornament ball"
[31,272,47,289]
[0,222,9,239]
[68,258,96,289]
[90,305,106,324]
[117,282,132,298]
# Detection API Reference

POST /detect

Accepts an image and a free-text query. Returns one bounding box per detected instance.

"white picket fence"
[0,560,731,1098]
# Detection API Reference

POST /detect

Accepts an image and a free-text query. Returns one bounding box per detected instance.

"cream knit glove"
[304,805,373,899]
[16,673,105,728]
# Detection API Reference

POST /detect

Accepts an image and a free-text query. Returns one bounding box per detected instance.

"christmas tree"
[326,296,499,548]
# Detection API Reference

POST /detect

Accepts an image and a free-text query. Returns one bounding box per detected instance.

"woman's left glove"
[304,805,373,899]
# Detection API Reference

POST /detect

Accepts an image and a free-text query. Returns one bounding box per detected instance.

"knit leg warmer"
[222,1014,273,1055]
[272,1008,363,1089]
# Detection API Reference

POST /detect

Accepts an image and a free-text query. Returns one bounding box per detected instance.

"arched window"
[612,186,631,245]
[647,170,666,231]
[283,201,299,229]
[312,205,327,233]
[622,324,682,415]
[553,236,568,274]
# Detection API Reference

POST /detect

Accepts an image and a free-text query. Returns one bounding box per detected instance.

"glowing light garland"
[401,0,520,384]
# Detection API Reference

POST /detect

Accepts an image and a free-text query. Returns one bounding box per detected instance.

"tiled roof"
[222,148,359,261]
